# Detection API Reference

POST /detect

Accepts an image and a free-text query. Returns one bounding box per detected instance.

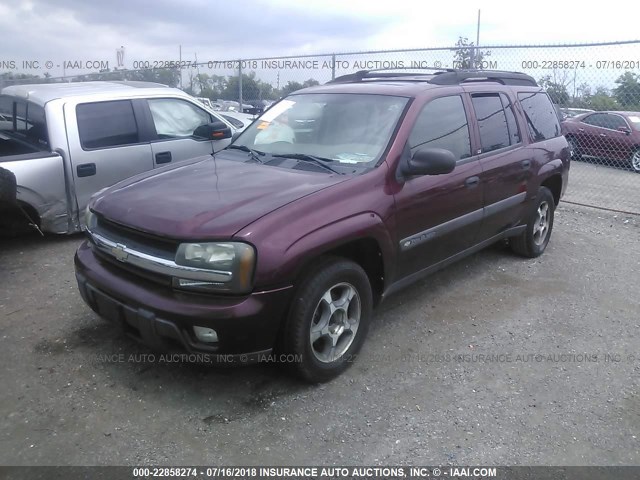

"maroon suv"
[75,69,570,382]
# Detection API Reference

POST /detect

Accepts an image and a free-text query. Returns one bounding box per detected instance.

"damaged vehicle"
[76,69,570,382]
[0,81,235,235]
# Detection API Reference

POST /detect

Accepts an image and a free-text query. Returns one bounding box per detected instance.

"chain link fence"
[2,41,639,214]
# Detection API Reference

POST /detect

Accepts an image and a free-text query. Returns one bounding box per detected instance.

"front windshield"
[232,93,408,168]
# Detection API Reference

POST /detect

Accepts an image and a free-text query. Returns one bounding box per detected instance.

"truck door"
[64,99,153,215]
[143,98,233,166]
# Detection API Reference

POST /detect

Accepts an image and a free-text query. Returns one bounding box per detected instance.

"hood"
[91,154,348,239]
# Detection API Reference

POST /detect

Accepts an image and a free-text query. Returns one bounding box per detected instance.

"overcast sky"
[1,0,639,79]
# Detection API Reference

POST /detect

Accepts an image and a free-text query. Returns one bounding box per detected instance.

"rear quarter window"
[517,92,561,142]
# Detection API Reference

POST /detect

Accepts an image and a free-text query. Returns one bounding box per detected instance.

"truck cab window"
[77,101,139,149]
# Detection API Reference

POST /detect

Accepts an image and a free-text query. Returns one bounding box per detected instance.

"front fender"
[254,212,396,289]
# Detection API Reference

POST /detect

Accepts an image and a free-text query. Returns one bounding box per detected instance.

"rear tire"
[0,167,17,205]
[510,187,555,258]
[631,148,640,173]
[281,256,372,383]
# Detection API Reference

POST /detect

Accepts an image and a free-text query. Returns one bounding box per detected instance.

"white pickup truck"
[0,81,235,234]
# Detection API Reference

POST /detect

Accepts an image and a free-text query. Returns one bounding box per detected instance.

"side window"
[408,95,471,161]
[582,113,607,128]
[77,101,139,149]
[147,98,212,139]
[517,92,561,142]
[606,114,628,130]
[471,94,510,153]
[500,93,521,145]
[0,97,12,130]
[0,98,49,149]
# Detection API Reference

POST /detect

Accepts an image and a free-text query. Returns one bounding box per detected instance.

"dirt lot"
[0,204,639,466]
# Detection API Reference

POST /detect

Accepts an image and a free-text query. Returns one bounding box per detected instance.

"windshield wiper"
[271,153,343,174]
[227,144,266,164]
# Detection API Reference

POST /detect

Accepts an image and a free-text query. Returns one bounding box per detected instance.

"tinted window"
[582,113,609,128]
[148,98,212,138]
[517,92,561,141]
[408,96,471,160]
[471,94,510,153]
[500,93,521,144]
[601,114,627,130]
[0,97,49,149]
[0,96,11,124]
[77,101,139,149]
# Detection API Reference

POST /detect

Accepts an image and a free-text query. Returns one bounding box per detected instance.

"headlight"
[173,242,255,293]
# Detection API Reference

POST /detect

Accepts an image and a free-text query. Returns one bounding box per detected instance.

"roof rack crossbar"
[427,70,537,86]
[326,68,538,87]
[328,67,454,84]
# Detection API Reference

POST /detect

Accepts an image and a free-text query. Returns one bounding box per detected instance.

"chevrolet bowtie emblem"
[111,243,129,262]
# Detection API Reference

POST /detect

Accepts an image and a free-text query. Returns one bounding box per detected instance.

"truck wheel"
[0,167,17,205]
[510,186,555,258]
[283,257,372,383]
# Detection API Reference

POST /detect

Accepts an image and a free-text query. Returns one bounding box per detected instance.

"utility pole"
[475,9,481,69]
[238,61,243,113]
[179,45,182,89]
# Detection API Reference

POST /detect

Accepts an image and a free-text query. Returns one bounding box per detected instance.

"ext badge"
[111,243,128,262]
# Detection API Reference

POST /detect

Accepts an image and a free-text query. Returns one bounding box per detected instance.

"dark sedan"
[562,111,640,172]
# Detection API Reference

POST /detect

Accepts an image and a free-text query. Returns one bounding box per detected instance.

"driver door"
[145,97,232,166]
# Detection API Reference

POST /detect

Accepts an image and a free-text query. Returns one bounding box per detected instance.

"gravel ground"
[0,204,639,466]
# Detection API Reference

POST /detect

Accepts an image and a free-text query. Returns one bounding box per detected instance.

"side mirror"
[402,147,456,177]
[618,126,631,135]
[194,121,232,140]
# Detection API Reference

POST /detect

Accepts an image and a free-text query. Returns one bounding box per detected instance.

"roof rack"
[327,68,538,87]
[328,67,455,84]
[429,70,537,86]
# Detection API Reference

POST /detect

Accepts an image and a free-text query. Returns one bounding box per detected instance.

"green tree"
[279,78,320,97]
[613,71,640,108]
[452,36,491,69]
[539,74,570,105]
[585,86,619,111]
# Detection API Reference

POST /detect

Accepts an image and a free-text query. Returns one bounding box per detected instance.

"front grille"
[93,248,172,287]
[95,216,178,261]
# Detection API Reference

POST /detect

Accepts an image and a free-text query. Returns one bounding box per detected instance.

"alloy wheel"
[309,282,361,363]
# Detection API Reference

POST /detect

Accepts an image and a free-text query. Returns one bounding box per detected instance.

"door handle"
[155,151,172,164]
[76,163,96,177]
[521,159,531,170]
[465,176,480,188]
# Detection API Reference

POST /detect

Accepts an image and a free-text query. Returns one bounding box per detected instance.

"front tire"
[510,186,555,258]
[566,136,581,161]
[282,257,372,383]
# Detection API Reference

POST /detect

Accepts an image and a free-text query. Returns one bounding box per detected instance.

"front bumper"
[74,241,292,361]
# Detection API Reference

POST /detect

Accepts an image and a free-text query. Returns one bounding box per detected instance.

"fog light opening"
[193,326,219,343]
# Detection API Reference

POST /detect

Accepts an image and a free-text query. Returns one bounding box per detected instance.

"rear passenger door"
[144,98,231,166]
[65,99,153,215]
[470,92,531,240]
